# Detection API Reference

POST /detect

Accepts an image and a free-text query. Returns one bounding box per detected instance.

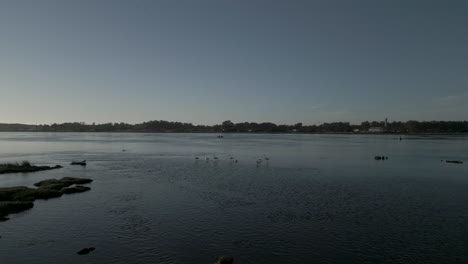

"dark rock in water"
[0,162,62,174]
[0,186,62,201]
[0,177,92,220]
[0,201,34,220]
[70,160,86,166]
[446,160,463,164]
[34,177,93,188]
[21,189,63,200]
[374,156,388,161]
[216,256,234,264]
[61,186,91,194]
[77,247,95,255]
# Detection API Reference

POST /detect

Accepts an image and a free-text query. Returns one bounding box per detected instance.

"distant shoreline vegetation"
[1,120,468,134]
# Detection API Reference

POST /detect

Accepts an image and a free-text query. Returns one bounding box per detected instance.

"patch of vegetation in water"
[0,177,92,221]
[0,161,62,174]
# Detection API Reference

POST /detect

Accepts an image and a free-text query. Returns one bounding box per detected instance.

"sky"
[0,0,467,125]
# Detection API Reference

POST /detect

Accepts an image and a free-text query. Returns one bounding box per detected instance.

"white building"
[368,127,384,133]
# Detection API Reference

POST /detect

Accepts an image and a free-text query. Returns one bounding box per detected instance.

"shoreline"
[0,131,467,136]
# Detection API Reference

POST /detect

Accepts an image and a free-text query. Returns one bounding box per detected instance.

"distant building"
[368,127,384,133]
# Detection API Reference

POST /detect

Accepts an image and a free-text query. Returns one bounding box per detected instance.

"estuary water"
[0,132,467,264]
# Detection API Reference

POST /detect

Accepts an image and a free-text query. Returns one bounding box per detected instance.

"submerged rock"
[0,177,92,220]
[34,177,93,189]
[0,201,34,221]
[70,160,86,166]
[77,247,95,255]
[0,162,62,174]
[61,186,91,194]
[446,160,463,164]
[374,156,388,161]
[0,186,62,201]
[216,256,234,264]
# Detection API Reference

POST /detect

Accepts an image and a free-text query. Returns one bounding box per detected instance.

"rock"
[0,162,62,174]
[77,247,95,255]
[0,177,92,220]
[446,160,463,164]
[34,177,93,188]
[0,186,62,201]
[216,256,234,264]
[70,160,86,166]
[61,186,91,194]
[0,201,34,220]
[374,156,388,161]
[21,188,63,200]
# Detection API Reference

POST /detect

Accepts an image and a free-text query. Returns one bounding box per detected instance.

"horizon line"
[2,119,468,127]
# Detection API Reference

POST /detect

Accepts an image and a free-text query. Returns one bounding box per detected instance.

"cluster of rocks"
[0,162,62,174]
[0,177,92,221]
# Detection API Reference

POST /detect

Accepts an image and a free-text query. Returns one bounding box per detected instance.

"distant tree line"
[0,120,467,133]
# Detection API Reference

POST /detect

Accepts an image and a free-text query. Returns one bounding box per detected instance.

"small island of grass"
[0,161,62,174]
[0,177,92,221]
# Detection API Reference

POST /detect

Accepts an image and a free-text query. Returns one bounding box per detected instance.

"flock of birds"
[195,155,270,166]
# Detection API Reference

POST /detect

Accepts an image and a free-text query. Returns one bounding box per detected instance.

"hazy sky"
[0,0,467,125]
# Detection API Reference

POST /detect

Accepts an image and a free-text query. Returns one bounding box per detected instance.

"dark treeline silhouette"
[0,120,467,133]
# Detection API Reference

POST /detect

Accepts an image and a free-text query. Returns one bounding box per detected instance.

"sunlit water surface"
[0,133,467,264]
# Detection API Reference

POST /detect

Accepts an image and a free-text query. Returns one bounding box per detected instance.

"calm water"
[0,133,467,264]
